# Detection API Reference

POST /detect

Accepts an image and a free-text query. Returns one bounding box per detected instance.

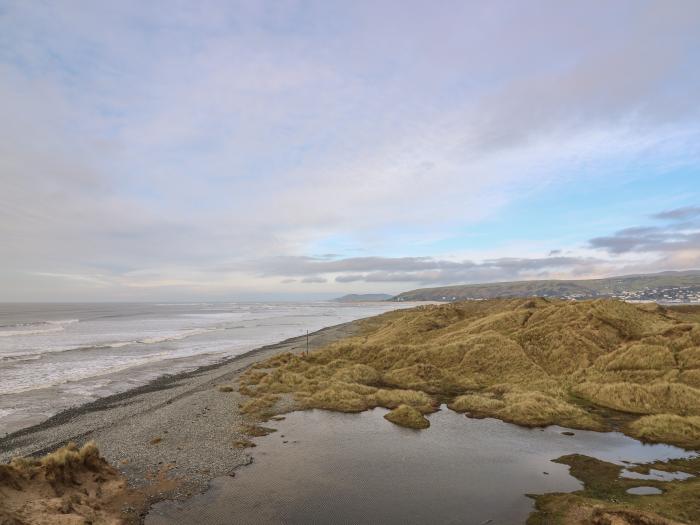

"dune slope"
[240,298,700,446]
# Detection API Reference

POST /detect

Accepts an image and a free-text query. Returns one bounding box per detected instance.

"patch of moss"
[528,454,700,524]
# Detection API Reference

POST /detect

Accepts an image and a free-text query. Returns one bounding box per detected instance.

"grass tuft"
[628,414,700,448]
[448,393,505,416]
[237,298,700,444]
[383,405,430,429]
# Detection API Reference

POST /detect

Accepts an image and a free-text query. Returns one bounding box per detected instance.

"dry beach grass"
[0,442,138,524]
[236,298,700,524]
[239,298,700,446]
[4,300,700,524]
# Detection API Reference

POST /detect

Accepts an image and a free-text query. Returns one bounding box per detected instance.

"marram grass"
[383,405,430,429]
[628,414,700,449]
[239,298,700,444]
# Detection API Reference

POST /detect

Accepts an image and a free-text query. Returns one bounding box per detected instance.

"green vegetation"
[384,405,430,429]
[528,455,700,524]
[238,298,700,523]
[239,298,700,447]
[333,293,393,302]
[392,270,700,301]
[628,415,700,449]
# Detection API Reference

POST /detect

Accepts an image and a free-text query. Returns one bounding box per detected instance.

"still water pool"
[148,407,695,524]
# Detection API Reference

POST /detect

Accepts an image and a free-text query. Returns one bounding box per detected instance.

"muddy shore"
[0,320,362,518]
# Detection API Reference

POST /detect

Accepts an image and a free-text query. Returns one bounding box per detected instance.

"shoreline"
[4,299,700,524]
[0,319,364,519]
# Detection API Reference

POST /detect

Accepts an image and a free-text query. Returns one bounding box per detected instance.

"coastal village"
[610,285,700,303]
[408,285,700,303]
[556,286,700,303]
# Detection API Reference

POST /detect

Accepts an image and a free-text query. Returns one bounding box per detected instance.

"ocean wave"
[0,352,175,395]
[0,327,63,337]
[137,327,216,344]
[0,348,226,396]
[0,407,18,420]
[0,326,220,361]
[0,319,79,338]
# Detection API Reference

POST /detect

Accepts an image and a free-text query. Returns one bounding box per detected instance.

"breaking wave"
[0,319,79,337]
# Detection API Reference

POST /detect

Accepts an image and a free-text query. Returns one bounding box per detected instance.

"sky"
[1,0,700,301]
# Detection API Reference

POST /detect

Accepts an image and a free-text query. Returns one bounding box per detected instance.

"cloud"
[300,276,327,284]
[1,2,699,300]
[589,206,700,256]
[653,206,700,221]
[258,255,605,285]
[253,256,472,276]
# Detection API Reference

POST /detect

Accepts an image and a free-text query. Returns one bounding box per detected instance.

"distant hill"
[392,270,700,303]
[333,293,393,302]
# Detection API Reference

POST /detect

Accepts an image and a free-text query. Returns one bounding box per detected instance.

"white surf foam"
[0,319,79,337]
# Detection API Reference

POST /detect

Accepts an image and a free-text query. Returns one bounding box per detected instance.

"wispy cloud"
[590,207,700,255]
[653,206,700,221]
[253,254,607,285]
[1,1,699,299]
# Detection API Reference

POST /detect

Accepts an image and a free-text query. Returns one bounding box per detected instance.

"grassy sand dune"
[628,415,700,449]
[6,301,695,523]
[239,298,700,446]
[237,298,700,524]
[0,442,138,524]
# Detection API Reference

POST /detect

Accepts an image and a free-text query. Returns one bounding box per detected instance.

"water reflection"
[621,468,694,481]
[148,407,695,525]
[627,486,664,495]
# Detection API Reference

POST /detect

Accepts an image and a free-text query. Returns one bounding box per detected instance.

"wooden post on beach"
[306,330,309,356]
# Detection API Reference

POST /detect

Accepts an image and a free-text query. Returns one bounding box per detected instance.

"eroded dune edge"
[0,442,142,524]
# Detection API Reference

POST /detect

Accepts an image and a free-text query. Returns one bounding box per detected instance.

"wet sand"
[0,320,362,507]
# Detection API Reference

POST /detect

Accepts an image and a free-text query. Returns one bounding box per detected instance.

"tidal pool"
[147,407,695,524]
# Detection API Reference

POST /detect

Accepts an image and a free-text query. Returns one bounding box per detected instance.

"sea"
[0,301,415,435]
